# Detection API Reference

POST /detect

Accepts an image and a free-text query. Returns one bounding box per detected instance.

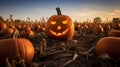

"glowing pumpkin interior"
[49,20,70,36]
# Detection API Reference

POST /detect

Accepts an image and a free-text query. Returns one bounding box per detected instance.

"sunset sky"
[0,0,120,22]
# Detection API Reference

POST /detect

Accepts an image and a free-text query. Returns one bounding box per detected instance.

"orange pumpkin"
[96,37,120,58]
[16,24,22,30]
[108,29,120,37]
[19,29,34,37]
[27,30,34,37]
[9,24,15,30]
[0,38,34,63]
[25,25,31,31]
[46,7,74,40]
[36,26,46,33]
[7,28,14,35]
[111,22,120,29]
[0,22,7,31]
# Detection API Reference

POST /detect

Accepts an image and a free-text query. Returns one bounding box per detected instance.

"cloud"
[66,8,120,21]
[113,10,120,14]
[32,8,120,22]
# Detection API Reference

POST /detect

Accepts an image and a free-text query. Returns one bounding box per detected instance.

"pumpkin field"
[0,7,120,67]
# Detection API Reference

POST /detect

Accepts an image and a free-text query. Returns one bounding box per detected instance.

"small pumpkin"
[0,22,7,31]
[19,29,34,38]
[27,30,34,37]
[111,22,120,29]
[46,7,74,40]
[7,28,14,35]
[16,24,22,30]
[96,37,120,58]
[0,38,34,63]
[25,25,31,31]
[9,24,15,30]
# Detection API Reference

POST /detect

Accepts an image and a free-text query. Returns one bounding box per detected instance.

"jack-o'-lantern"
[46,7,74,40]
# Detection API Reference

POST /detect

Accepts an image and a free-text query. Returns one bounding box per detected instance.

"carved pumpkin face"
[47,16,72,36]
[46,7,74,40]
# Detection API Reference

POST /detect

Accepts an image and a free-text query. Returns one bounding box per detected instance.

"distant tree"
[112,18,120,23]
[93,17,102,23]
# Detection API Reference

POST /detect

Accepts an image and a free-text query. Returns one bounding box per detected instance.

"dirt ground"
[0,31,120,67]
[29,32,120,67]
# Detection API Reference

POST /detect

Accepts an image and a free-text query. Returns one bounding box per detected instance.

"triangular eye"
[51,21,56,25]
[62,20,68,24]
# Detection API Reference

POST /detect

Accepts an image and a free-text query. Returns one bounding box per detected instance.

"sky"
[0,0,120,22]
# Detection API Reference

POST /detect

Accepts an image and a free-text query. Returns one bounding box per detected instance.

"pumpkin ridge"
[7,39,15,61]
[23,39,27,61]
[15,39,19,56]
[21,39,26,60]
[17,39,25,60]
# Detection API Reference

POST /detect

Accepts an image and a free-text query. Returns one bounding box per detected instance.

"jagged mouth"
[49,28,69,36]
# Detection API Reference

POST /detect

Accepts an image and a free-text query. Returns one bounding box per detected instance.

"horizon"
[0,0,120,22]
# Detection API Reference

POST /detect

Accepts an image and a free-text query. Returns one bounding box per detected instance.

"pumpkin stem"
[56,7,62,15]
[11,29,19,38]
